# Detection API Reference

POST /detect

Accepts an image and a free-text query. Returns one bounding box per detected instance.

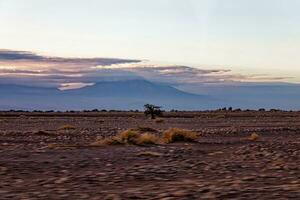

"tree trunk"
[151,112,155,119]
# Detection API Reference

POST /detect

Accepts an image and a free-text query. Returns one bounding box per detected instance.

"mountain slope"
[66,80,202,98]
[0,80,214,110]
[177,83,300,110]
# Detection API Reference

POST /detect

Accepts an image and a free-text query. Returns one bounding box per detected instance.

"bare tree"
[144,104,163,119]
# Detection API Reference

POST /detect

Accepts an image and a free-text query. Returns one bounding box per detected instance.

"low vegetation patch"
[91,127,198,146]
[248,133,259,141]
[58,124,76,130]
[47,143,58,149]
[163,128,198,143]
[117,129,140,144]
[91,129,160,146]
[136,133,161,145]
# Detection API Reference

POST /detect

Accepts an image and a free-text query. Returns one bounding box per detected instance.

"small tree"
[144,104,163,119]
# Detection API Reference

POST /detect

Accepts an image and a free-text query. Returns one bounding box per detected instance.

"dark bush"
[144,104,163,119]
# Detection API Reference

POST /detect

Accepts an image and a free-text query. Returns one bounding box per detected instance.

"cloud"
[0,50,137,75]
[0,49,293,89]
[0,49,142,88]
[0,49,141,63]
[0,50,44,61]
[0,69,44,74]
[116,65,289,85]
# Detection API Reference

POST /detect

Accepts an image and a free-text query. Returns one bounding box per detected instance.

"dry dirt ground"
[0,111,299,199]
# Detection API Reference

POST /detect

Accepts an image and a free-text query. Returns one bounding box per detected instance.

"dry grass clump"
[90,130,138,146]
[136,133,161,145]
[58,124,76,130]
[92,127,199,146]
[248,133,259,141]
[47,143,58,149]
[117,130,140,144]
[163,128,198,143]
[91,129,160,146]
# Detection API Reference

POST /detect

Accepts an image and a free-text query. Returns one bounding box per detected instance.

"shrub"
[58,124,76,130]
[136,133,161,145]
[248,133,259,141]
[91,127,199,146]
[163,128,198,143]
[117,130,140,144]
[91,129,160,146]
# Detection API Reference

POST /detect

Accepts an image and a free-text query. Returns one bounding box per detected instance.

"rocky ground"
[0,111,299,199]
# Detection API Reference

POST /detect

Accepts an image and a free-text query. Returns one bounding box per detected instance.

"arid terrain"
[0,111,299,199]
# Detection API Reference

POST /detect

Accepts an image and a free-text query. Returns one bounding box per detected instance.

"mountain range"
[1,79,300,111]
[0,80,216,110]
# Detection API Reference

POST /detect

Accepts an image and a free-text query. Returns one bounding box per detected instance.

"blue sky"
[0,0,300,82]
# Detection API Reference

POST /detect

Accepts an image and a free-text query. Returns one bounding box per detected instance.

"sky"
[0,0,300,83]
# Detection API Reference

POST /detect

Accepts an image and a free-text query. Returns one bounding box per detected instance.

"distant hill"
[1,80,300,110]
[177,83,300,110]
[0,80,215,110]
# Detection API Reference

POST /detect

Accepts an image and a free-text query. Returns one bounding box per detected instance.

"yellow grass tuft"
[117,130,140,144]
[58,124,76,130]
[163,128,198,143]
[248,133,259,141]
[135,133,161,145]
[91,129,160,146]
[91,127,199,146]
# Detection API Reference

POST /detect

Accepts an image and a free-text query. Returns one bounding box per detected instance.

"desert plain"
[0,111,299,199]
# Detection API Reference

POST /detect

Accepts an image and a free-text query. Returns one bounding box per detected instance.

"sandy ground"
[0,111,299,199]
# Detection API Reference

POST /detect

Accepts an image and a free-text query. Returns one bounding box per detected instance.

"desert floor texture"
[0,111,299,199]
